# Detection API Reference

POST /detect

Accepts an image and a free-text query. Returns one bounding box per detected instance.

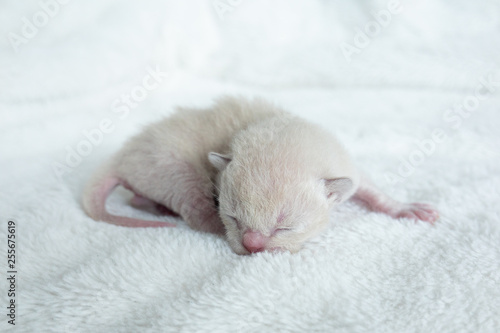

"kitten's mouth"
[239,246,285,255]
[269,247,285,253]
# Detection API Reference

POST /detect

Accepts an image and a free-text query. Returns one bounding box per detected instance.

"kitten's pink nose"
[242,231,267,253]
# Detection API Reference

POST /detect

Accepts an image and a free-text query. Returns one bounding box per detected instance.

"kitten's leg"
[120,154,224,234]
[123,181,178,216]
[129,194,154,208]
[129,194,179,217]
[155,203,180,217]
[351,174,439,224]
[161,161,225,235]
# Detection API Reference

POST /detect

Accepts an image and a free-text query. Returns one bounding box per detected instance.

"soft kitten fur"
[82,96,438,254]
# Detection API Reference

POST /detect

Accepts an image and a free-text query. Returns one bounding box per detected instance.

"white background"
[1,1,499,332]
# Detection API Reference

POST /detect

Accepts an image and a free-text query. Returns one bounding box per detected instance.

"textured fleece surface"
[1,1,499,332]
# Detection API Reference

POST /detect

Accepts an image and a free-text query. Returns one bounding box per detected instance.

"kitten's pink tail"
[82,163,176,228]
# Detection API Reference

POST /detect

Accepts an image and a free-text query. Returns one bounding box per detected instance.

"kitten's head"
[209,152,353,255]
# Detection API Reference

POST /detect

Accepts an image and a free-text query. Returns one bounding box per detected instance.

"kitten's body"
[83,96,438,254]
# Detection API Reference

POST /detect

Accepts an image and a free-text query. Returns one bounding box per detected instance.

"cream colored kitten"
[82,96,438,254]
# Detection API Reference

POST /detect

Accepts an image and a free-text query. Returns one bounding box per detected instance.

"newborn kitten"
[82,96,439,254]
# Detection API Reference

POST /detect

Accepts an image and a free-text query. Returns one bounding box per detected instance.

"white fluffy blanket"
[1,1,499,332]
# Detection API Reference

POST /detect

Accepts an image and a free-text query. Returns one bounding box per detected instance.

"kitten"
[82,96,438,254]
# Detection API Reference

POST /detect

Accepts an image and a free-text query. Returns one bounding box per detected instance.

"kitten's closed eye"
[273,227,293,235]
[227,216,242,229]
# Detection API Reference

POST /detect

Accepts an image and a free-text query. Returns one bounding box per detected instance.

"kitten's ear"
[208,152,232,171]
[323,177,353,203]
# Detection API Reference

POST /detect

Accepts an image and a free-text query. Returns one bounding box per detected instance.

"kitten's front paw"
[394,203,439,224]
